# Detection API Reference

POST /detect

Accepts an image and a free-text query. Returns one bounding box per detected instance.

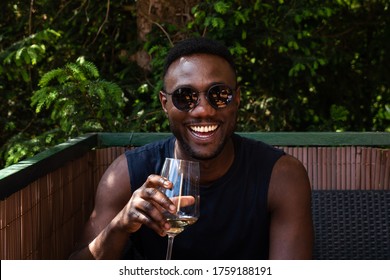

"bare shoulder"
[268,154,311,211]
[268,154,314,259]
[85,154,130,236]
[95,153,131,209]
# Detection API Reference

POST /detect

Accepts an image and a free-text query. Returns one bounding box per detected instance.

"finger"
[136,199,174,233]
[129,194,169,228]
[170,196,196,208]
[139,185,176,213]
[146,174,173,189]
[127,207,169,236]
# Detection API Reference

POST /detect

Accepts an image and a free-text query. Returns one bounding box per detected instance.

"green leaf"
[15,47,25,61]
[26,47,37,65]
[66,63,86,81]
[330,105,349,122]
[38,68,64,87]
[79,60,99,79]
[20,69,30,82]
[211,17,225,28]
[214,2,230,14]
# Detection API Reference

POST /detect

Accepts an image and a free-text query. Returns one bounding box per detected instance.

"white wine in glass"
[160,158,200,260]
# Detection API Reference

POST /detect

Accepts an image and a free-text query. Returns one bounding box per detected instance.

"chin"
[172,126,232,160]
[185,143,226,161]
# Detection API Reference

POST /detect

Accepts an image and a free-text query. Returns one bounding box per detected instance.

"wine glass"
[160,158,200,260]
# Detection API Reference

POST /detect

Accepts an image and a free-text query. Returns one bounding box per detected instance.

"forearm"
[69,219,130,260]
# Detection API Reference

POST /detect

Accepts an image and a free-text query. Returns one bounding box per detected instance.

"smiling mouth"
[189,124,219,133]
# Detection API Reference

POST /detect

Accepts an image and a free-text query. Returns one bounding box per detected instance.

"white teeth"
[190,125,218,133]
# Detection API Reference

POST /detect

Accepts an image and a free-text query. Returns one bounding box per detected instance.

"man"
[70,37,313,260]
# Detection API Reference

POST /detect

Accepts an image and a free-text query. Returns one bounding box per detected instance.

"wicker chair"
[312,190,390,260]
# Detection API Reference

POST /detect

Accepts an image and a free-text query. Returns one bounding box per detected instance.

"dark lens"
[172,88,198,111]
[207,85,233,109]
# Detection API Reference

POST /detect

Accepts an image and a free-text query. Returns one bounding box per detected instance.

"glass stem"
[166,234,175,260]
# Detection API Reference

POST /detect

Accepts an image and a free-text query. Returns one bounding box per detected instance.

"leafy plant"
[0,29,61,82]
[184,0,390,132]
[1,129,64,167]
[31,58,125,137]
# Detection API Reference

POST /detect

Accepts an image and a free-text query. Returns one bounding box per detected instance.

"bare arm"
[69,154,176,259]
[268,154,314,259]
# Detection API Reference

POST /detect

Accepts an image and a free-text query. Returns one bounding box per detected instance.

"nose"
[190,93,216,117]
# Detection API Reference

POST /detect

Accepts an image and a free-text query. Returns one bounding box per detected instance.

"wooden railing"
[0,132,389,259]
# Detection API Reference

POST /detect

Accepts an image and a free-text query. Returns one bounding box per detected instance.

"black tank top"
[124,133,284,259]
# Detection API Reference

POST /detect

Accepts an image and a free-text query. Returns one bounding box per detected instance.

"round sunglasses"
[162,84,236,111]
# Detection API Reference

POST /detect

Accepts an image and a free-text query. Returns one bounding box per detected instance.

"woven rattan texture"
[312,190,390,260]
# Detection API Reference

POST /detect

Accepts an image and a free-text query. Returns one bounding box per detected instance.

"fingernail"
[169,204,176,212]
[160,177,170,186]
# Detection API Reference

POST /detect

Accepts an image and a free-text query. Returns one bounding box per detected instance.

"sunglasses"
[162,84,236,112]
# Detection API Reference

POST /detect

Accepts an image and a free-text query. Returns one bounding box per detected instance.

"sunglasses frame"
[162,83,236,112]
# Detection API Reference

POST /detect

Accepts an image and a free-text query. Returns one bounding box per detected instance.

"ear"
[159,91,169,114]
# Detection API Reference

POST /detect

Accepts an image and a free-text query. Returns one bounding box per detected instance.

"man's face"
[160,53,240,160]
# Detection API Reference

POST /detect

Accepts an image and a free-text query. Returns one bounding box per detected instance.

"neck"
[174,138,235,185]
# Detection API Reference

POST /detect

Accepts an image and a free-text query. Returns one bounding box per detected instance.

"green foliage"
[0,1,136,168]
[2,129,64,167]
[0,29,61,81]
[31,58,125,137]
[183,0,390,132]
[0,27,62,168]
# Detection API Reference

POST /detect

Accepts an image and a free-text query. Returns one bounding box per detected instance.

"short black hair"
[163,37,236,79]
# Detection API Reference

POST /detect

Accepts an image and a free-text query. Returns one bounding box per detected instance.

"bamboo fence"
[0,147,125,260]
[281,146,390,190]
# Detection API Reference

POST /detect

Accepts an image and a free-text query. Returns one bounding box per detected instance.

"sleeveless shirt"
[124,133,284,259]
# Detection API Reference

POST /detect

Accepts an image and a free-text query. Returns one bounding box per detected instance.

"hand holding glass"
[160,158,200,260]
